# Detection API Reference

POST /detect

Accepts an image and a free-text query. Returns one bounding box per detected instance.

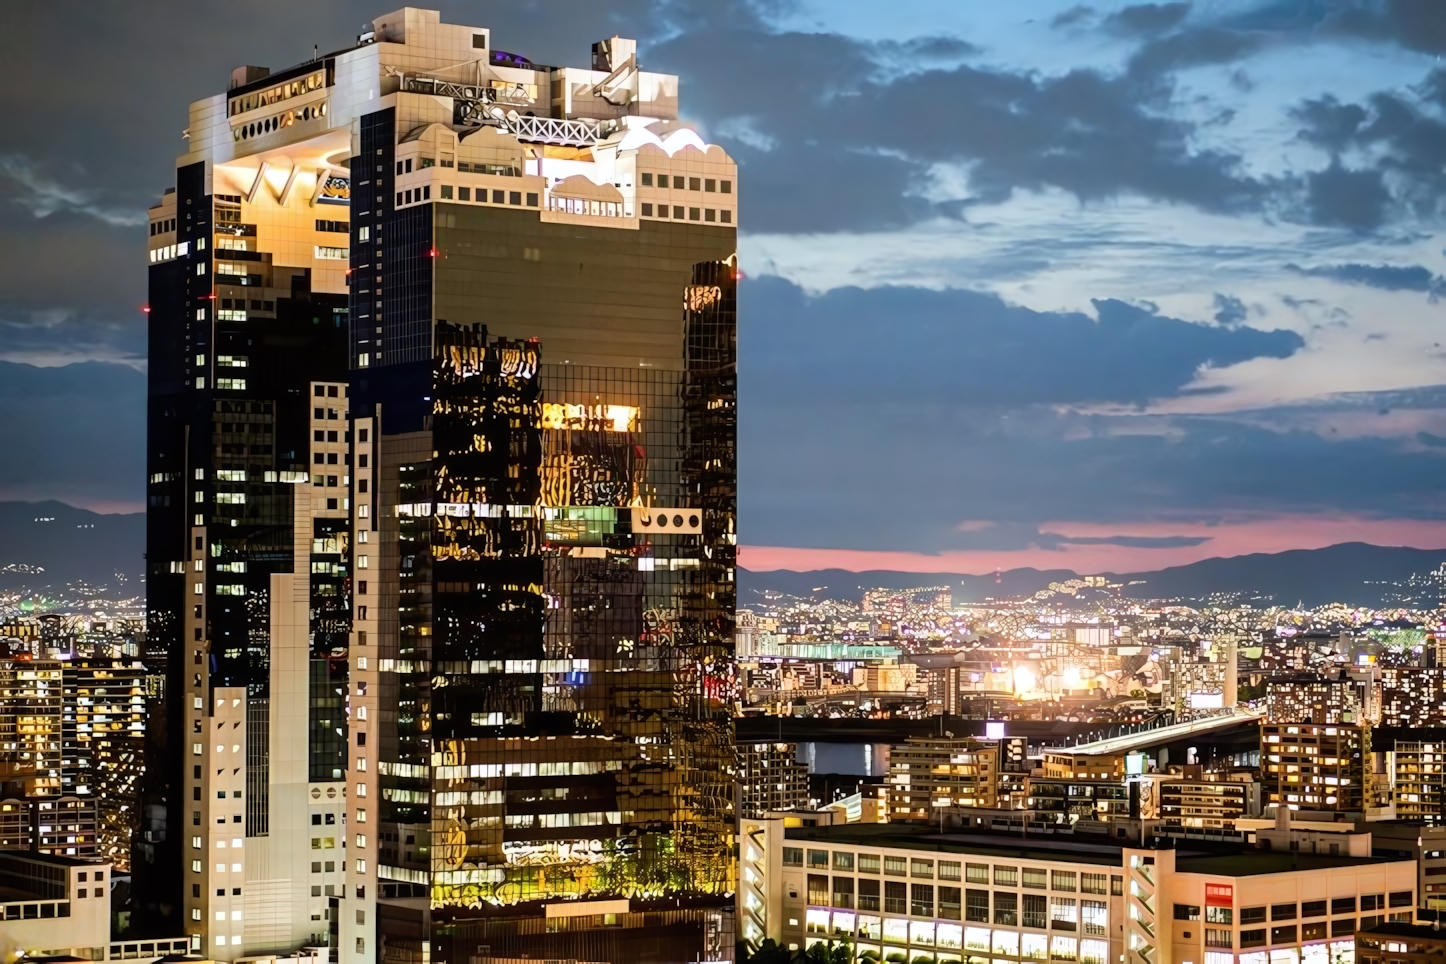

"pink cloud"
[739,514,1446,574]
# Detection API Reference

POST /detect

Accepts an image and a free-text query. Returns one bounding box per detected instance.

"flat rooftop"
[783,824,1410,876]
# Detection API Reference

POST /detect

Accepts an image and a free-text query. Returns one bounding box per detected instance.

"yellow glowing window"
[540,402,639,432]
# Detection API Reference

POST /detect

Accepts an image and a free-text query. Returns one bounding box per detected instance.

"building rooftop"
[1175,851,1395,877]
[782,823,1412,875]
[1358,921,1446,940]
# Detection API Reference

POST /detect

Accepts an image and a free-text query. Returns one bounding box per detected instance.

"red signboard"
[1205,884,1234,907]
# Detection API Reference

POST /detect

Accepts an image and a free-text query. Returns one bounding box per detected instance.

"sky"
[2,0,1446,574]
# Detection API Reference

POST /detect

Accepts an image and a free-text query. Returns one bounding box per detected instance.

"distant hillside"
[0,501,145,592]
[740,543,1446,609]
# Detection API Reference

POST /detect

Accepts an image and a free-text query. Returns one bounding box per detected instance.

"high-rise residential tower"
[144,9,738,963]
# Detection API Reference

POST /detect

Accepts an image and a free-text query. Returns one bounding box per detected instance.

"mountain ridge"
[739,542,1446,608]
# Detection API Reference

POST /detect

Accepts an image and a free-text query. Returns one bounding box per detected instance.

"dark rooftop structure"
[782,822,1413,876]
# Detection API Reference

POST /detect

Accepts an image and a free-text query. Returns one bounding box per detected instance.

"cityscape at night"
[4,3,1446,964]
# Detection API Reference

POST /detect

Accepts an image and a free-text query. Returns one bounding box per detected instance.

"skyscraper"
[144,9,737,963]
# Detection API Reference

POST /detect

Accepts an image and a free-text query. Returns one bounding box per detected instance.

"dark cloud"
[647,10,1269,232]
[1291,84,1446,229]
[1325,0,1446,55]
[1213,293,1248,325]
[1103,3,1191,37]
[0,362,145,508]
[743,276,1302,409]
[1418,432,1446,448]
[1051,5,1096,29]
[1287,262,1441,293]
[1052,533,1210,549]
[1303,161,1391,230]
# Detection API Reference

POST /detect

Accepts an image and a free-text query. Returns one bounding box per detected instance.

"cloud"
[1325,0,1446,55]
[0,155,145,227]
[743,276,1303,409]
[1051,6,1095,29]
[1103,3,1191,38]
[649,13,1270,233]
[1287,262,1441,293]
[1303,160,1391,231]
[1213,293,1248,325]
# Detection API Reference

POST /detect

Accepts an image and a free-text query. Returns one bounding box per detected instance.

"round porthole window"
[672,515,684,527]
[688,514,699,527]
[656,514,668,528]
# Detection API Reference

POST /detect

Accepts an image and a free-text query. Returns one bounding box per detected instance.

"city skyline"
[2,1,1446,576]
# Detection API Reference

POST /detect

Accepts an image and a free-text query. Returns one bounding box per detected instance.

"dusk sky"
[2,0,1445,575]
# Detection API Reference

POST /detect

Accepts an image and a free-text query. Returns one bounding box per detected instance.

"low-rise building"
[1042,750,1123,781]
[1356,920,1446,964]
[738,818,1417,964]
[0,850,113,959]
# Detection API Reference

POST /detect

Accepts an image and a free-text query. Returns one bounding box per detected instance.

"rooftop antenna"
[313,44,319,61]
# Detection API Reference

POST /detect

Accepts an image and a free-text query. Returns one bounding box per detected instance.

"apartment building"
[889,738,1000,820]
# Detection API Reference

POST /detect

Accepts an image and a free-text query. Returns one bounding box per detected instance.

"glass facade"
[352,129,738,958]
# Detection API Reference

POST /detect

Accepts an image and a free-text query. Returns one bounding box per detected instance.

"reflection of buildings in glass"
[342,11,739,962]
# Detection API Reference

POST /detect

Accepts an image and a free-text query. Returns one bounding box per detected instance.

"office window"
[884,856,907,876]
[807,875,828,905]
[1081,900,1106,936]
[458,187,470,201]
[1052,871,1077,892]
[1024,893,1048,929]
[858,877,880,911]
[1271,903,1296,921]
[912,859,934,878]
[833,876,854,909]
[1332,919,1356,937]
[996,866,1018,887]
[965,889,988,922]
[885,881,907,915]
[782,847,802,867]
[1208,907,1233,924]
[1332,897,1356,915]
[1023,868,1047,889]
[1241,907,1267,924]
[834,852,854,871]
[1271,926,1297,944]
[1080,873,1107,895]
[1241,930,1267,948]
[859,854,881,874]
[1301,901,1327,918]
[994,891,1018,926]
[1175,905,1201,921]
[1051,897,1078,930]
[911,884,934,918]
[1206,929,1233,949]
[808,849,828,868]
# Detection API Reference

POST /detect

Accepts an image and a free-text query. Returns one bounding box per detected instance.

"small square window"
[673,205,684,219]
[722,210,732,223]
[440,185,453,199]
[526,192,538,206]
[721,179,732,193]
[642,173,653,186]
[509,191,522,205]
[473,33,486,48]
[705,209,716,222]
[459,187,470,201]
[673,175,685,189]
[689,177,701,190]
[642,203,653,217]
[493,189,505,203]
[705,178,716,192]
[689,207,701,220]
